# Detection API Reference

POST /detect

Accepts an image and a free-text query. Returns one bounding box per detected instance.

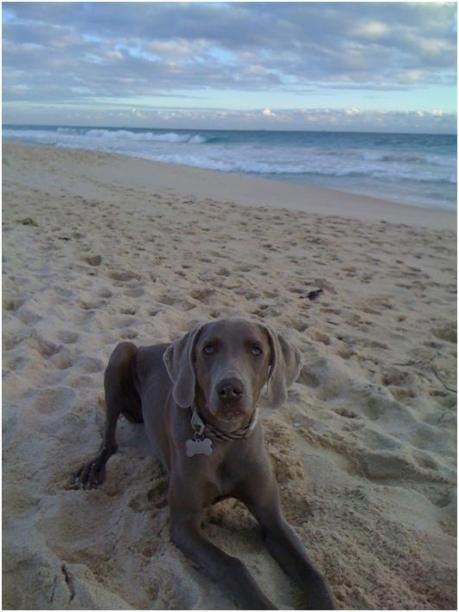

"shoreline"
[4,140,456,230]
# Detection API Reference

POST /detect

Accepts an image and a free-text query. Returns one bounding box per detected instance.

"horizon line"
[3,122,457,138]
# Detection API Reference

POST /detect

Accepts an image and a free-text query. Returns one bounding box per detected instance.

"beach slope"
[3,142,456,609]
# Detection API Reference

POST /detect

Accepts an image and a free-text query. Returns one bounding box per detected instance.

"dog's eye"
[203,344,215,355]
[251,345,263,356]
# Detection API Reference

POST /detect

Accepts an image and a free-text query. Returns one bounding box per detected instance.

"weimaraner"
[75,318,335,609]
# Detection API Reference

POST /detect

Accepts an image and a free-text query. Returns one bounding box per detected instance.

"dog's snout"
[216,378,244,401]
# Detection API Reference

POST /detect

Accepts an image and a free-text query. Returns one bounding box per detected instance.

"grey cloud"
[2,2,457,117]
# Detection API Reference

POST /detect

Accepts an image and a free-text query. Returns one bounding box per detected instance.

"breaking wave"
[4,125,456,210]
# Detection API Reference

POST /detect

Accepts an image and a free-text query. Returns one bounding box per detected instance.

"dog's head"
[163,318,301,431]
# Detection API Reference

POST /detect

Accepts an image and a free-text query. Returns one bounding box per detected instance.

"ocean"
[4,125,456,211]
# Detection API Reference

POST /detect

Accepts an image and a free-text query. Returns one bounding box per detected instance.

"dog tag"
[186,437,213,457]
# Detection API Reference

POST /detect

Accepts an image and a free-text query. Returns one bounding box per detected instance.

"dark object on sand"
[307,288,323,301]
[19,217,38,227]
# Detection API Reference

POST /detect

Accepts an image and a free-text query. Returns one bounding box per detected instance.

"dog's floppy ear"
[260,323,302,408]
[163,322,206,408]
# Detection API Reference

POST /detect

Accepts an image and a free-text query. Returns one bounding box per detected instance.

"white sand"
[3,142,457,609]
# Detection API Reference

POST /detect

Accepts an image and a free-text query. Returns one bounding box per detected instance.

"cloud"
[4,101,456,134]
[2,2,456,130]
[353,20,389,40]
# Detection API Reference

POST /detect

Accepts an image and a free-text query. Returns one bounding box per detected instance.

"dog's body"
[76,319,335,610]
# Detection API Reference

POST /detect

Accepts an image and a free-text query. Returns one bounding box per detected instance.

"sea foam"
[4,125,456,210]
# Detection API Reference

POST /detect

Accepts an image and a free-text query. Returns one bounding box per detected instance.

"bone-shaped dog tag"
[186,437,213,457]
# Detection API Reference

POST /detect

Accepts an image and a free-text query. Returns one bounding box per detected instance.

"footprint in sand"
[351,447,404,480]
[17,307,42,326]
[108,270,142,283]
[159,291,195,310]
[381,367,415,387]
[297,365,321,388]
[107,315,136,328]
[119,306,137,315]
[75,355,105,374]
[334,407,358,419]
[290,318,308,333]
[312,331,331,346]
[336,346,357,360]
[97,287,113,299]
[32,387,76,435]
[34,386,76,416]
[120,329,139,340]
[3,296,25,312]
[28,331,61,358]
[124,287,144,298]
[190,288,215,304]
[57,330,79,344]
[431,321,456,343]
[50,349,73,370]
[4,326,30,351]
[252,305,280,318]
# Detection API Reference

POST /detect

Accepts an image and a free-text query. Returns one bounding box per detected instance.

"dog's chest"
[205,452,248,503]
[178,438,257,506]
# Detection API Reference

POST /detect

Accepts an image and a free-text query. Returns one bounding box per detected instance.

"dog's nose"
[216,378,244,401]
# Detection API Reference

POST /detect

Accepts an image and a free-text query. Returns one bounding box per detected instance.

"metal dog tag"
[186,437,213,457]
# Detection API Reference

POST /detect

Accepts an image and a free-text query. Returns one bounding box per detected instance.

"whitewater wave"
[4,125,456,209]
[147,151,456,185]
[8,127,207,145]
[360,150,456,168]
[84,129,207,144]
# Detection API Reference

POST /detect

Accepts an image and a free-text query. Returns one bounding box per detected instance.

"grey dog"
[75,318,335,609]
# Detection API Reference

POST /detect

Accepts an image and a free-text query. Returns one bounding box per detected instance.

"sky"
[2,2,457,133]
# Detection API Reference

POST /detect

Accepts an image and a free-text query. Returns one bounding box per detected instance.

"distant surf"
[4,125,456,210]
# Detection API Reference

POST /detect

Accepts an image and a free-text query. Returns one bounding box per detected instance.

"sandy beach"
[3,142,457,609]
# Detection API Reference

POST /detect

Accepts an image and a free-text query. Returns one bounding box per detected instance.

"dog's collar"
[189,404,258,442]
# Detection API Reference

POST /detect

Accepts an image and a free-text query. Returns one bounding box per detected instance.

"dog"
[75,318,335,609]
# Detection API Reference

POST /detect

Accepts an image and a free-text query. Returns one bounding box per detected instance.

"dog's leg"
[170,511,276,610]
[168,473,276,610]
[258,511,335,609]
[241,472,335,610]
[74,342,139,489]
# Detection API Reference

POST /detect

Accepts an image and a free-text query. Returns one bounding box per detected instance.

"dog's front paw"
[72,459,106,489]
